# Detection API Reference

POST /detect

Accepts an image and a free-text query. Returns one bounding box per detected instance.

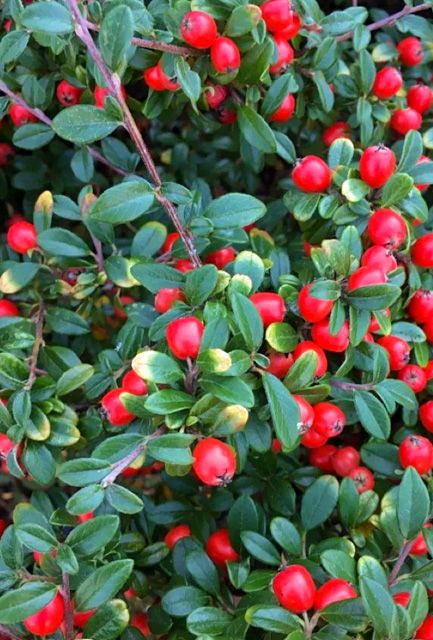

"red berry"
[206,529,239,566]
[192,438,236,486]
[348,466,375,493]
[398,365,427,394]
[322,121,350,147]
[408,84,433,114]
[0,142,14,167]
[164,524,191,549]
[416,615,433,639]
[73,608,96,629]
[122,370,147,396]
[0,434,15,457]
[261,0,292,33]
[420,401,433,432]
[272,438,282,453]
[155,288,185,313]
[309,444,337,472]
[9,103,37,127]
[415,155,431,191]
[410,523,432,555]
[0,519,6,536]
[347,266,387,291]
[269,37,294,74]
[94,85,126,107]
[180,11,217,49]
[205,84,229,109]
[266,352,293,378]
[293,341,328,377]
[332,446,360,477]
[390,108,422,135]
[372,67,403,100]
[398,37,424,66]
[301,427,328,449]
[162,232,180,254]
[211,37,241,74]
[359,145,396,189]
[205,247,236,269]
[311,319,349,353]
[313,402,346,438]
[269,94,296,122]
[175,258,194,273]
[377,335,410,371]
[56,80,83,107]
[6,220,38,254]
[399,435,433,474]
[393,592,411,607]
[77,511,94,523]
[367,208,406,250]
[277,9,302,39]
[23,592,65,636]
[273,565,316,613]
[218,108,237,124]
[101,388,134,426]
[314,578,357,611]
[412,234,433,268]
[361,246,397,274]
[293,394,315,433]
[166,316,204,360]
[424,361,433,380]
[0,300,19,317]
[131,613,150,636]
[113,295,135,321]
[144,62,179,91]
[292,156,332,193]
[250,292,285,327]
[298,283,334,323]
[408,290,433,323]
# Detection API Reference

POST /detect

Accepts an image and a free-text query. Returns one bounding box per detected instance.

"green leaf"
[106,484,143,514]
[84,599,130,640]
[238,106,276,153]
[22,1,73,34]
[99,5,134,73]
[328,138,354,169]
[321,549,356,583]
[391,321,426,343]
[57,364,94,395]
[45,307,89,335]
[397,467,430,540]
[241,531,281,565]
[360,576,397,635]
[359,50,375,93]
[342,179,369,203]
[175,57,201,107]
[186,550,220,596]
[265,322,298,353]
[58,458,111,487]
[261,73,297,118]
[162,586,208,617]
[38,228,91,257]
[201,376,254,408]
[313,71,334,111]
[66,515,119,556]
[270,517,302,555]
[262,373,300,451]
[185,265,218,305]
[246,605,300,633]
[228,495,259,549]
[15,524,57,553]
[347,284,400,311]
[0,353,28,390]
[131,263,185,292]
[231,291,264,351]
[131,350,183,384]
[145,390,195,414]
[75,559,133,612]
[66,485,105,516]
[301,475,339,530]
[204,194,266,229]
[13,123,55,150]
[354,390,390,440]
[0,31,29,64]
[0,582,57,623]
[90,181,154,224]
[381,173,414,207]
[397,130,423,173]
[147,433,195,465]
[0,263,40,294]
[187,607,231,636]
[131,221,167,257]
[52,106,120,144]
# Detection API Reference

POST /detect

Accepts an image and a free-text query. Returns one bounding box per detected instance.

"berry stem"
[67,0,202,269]
[62,572,74,640]
[336,2,431,42]
[0,80,127,177]
[388,540,413,586]
[100,426,166,487]
[24,303,45,391]
[331,380,376,391]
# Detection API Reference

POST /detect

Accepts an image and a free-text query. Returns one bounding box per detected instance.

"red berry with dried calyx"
[292,155,332,193]
[377,335,410,371]
[56,80,83,106]
[398,365,427,394]
[399,435,433,474]
[180,11,217,49]
[192,438,236,486]
[211,37,241,74]
[361,246,397,274]
[348,466,375,493]
[313,402,346,438]
[367,208,406,250]
[359,145,396,189]
[398,36,424,66]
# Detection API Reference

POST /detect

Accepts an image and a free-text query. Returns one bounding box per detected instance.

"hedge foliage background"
[1,0,433,638]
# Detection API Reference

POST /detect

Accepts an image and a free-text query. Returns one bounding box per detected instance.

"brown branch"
[24,303,45,391]
[336,2,431,42]
[84,19,199,57]
[62,573,74,640]
[67,0,202,268]
[331,379,375,391]
[388,540,413,586]
[0,80,127,177]
[0,624,24,640]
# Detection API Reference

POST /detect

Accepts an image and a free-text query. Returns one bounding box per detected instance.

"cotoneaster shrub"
[1,0,433,638]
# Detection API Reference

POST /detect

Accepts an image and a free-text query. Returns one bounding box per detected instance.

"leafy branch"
[388,540,414,587]
[24,302,45,391]
[67,0,202,269]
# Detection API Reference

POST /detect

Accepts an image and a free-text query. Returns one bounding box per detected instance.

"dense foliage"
[2,0,433,638]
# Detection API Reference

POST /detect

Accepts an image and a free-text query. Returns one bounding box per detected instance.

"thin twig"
[67,0,202,268]
[62,572,74,640]
[91,236,105,272]
[388,540,413,586]
[24,303,45,391]
[336,2,431,42]
[101,427,166,487]
[0,624,24,640]
[0,80,127,177]
[84,20,199,57]
[331,380,375,391]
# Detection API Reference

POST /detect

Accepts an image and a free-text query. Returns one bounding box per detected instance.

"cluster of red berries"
[100,369,147,426]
